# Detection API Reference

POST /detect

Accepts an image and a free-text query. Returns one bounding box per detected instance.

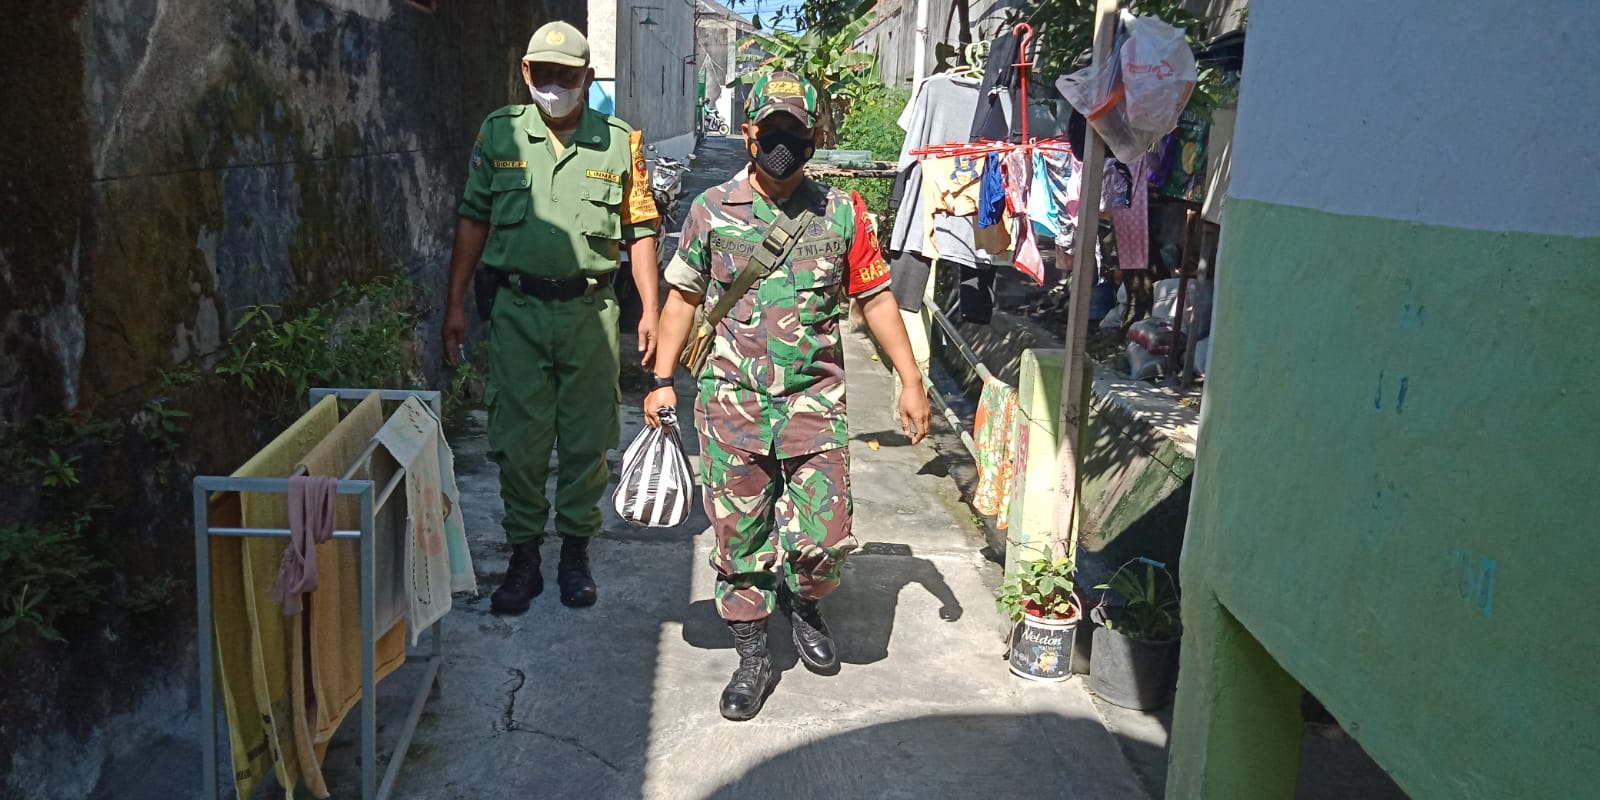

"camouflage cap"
[745,71,818,127]
[524,21,589,67]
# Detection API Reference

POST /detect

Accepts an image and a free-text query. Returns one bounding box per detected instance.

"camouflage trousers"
[699,437,858,622]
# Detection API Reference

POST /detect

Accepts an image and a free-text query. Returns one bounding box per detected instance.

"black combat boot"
[490,541,543,614]
[720,620,775,721]
[783,590,839,674]
[557,534,598,608]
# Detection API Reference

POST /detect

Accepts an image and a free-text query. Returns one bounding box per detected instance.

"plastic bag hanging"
[1055,11,1196,165]
[613,407,696,527]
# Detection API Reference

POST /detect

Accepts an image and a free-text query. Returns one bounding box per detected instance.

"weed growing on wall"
[828,87,909,235]
[218,275,422,424]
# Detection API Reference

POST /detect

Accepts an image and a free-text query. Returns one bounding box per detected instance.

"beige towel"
[233,395,340,799]
[290,392,408,795]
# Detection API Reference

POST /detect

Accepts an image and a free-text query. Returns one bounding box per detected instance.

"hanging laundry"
[970,30,1023,143]
[957,264,997,324]
[972,377,1020,528]
[1104,160,1134,210]
[889,74,985,258]
[978,151,1006,229]
[920,154,985,255]
[1003,149,1044,285]
[376,396,477,646]
[291,391,408,797]
[1148,109,1209,202]
[888,250,934,313]
[232,395,340,799]
[1113,153,1152,272]
[274,475,338,616]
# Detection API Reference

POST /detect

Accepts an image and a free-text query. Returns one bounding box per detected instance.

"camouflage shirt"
[664,169,892,458]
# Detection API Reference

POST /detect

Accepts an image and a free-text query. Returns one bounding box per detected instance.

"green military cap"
[524,21,590,67]
[746,70,819,128]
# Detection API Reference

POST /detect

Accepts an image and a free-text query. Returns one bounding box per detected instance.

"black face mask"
[750,129,814,180]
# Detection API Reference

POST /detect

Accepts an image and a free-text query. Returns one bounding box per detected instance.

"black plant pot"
[1088,626,1177,710]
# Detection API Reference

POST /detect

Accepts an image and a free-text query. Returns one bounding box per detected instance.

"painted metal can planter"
[1009,614,1078,682]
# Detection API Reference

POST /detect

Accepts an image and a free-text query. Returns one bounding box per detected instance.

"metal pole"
[360,484,377,800]
[194,484,218,800]
[1053,0,1121,563]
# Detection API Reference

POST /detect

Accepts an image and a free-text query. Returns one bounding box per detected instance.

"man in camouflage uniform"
[646,71,932,720]
[443,21,660,614]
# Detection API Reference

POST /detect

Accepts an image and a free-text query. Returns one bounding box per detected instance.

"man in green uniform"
[443,20,661,614]
[645,71,932,720]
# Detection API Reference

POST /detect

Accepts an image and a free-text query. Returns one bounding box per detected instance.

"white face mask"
[529,83,584,119]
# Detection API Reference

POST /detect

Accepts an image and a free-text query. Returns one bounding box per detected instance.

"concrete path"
[314,137,1150,799]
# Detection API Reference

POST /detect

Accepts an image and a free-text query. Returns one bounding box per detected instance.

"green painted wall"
[1170,197,1600,797]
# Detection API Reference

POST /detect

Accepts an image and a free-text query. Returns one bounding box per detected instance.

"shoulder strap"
[701,190,820,328]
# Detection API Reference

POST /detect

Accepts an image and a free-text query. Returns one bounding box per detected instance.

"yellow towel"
[291,392,408,795]
[208,493,276,800]
[235,395,339,799]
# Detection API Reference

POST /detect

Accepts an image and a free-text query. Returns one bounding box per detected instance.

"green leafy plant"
[1094,560,1180,642]
[120,573,181,616]
[218,274,421,424]
[734,10,881,147]
[827,86,909,235]
[35,450,80,488]
[998,557,1081,623]
[0,514,107,652]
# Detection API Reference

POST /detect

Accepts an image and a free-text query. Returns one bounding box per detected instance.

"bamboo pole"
[1052,0,1121,563]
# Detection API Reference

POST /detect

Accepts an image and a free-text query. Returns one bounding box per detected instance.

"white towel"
[375,397,477,645]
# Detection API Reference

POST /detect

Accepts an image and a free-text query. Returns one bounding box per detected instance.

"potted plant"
[997,557,1082,682]
[1089,558,1181,710]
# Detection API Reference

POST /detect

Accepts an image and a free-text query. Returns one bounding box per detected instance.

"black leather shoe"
[490,542,543,614]
[557,535,598,608]
[784,593,839,674]
[720,620,775,721]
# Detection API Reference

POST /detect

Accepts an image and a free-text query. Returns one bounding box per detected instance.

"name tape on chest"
[586,169,621,184]
[709,233,758,257]
[791,236,847,260]
[493,160,528,169]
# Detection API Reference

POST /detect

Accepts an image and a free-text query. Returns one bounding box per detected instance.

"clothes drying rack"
[193,387,446,800]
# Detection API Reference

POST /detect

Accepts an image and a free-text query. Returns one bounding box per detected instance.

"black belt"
[491,269,593,301]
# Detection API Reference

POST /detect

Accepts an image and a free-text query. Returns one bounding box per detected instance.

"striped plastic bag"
[613,407,696,527]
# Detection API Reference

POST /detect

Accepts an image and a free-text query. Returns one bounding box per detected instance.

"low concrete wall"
[934,310,1198,588]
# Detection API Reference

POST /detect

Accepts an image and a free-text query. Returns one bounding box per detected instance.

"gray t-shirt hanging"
[890,75,985,261]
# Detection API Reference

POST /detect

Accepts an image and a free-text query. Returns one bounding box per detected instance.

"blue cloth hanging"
[977,151,1006,229]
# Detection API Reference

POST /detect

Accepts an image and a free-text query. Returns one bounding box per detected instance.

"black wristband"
[648,374,676,389]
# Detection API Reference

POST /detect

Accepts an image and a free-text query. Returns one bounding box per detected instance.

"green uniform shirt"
[459,105,658,278]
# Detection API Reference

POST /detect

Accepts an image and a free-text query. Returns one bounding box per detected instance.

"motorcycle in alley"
[702,108,729,136]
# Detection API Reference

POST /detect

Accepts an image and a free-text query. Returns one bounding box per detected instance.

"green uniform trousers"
[699,435,858,622]
[486,284,621,544]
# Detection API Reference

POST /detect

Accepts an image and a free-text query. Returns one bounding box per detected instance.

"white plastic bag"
[1119,12,1196,133]
[613,407,696,527]
[1056,11,1196,165]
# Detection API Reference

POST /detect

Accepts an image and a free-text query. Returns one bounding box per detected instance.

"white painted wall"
[1229,0,1600,236]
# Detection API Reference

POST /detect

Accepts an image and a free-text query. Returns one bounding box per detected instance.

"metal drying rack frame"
[193,388,445,800]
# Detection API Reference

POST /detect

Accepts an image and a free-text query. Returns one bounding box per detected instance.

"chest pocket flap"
[490,172,531,226]
[792,239,846,323]
[708,233,761,324]
[580,179,624,239]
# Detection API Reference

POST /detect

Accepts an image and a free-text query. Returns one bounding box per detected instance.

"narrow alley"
[310,137,1148,798]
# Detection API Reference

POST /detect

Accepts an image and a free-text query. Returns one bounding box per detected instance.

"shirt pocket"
[794,255,845,324]
[580,180,624,240]
[709,253,758,324]
[490,172,531,226]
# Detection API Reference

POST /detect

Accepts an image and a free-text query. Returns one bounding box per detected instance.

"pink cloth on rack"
[1005,148,1045,285]
[1113,154,1151,270]
[273,474,338,615]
